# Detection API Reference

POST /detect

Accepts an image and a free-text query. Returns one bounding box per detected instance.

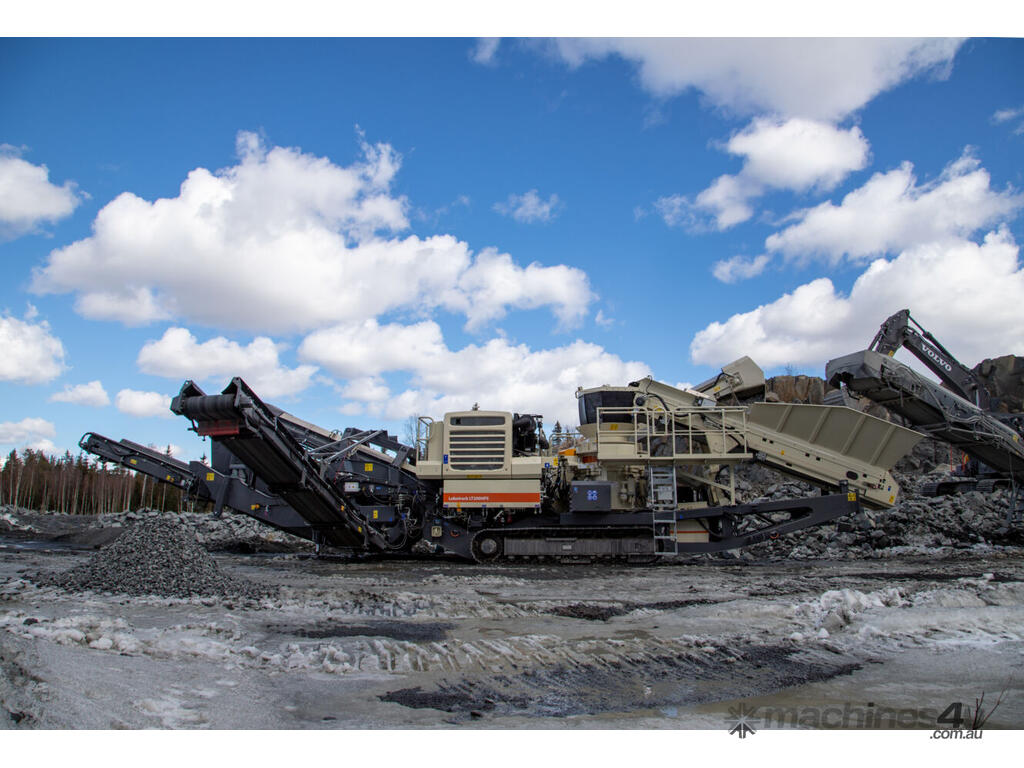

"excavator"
[79,358,924,561]
[869,308,992,410]
[827,309,1024,516]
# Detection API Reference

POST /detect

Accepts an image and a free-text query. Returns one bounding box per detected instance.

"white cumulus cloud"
[727,119,870,191]
[659,118,871,231]
[493,189,562,224]
[676,175,754,231]
[712,254,772,284]
[0,417,57,447]
[299,319,446,379]
[551,38,962,121]
[691,228,1024,371]
[137,327,317,398]
[451,248,592,329]
[49,380,110,407]
[115,389,173,419]
[766,150,1023,265]
[0,146,82,237]
[300,322,650,426]
[0,315,66,384]
[31,132,592,333]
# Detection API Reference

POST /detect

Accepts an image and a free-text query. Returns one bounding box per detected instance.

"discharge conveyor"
[171,378,383,549]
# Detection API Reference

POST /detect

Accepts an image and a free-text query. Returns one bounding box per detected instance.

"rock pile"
[763,375,830,405]
[721,438,1023,560]
[1,505,312,554]
[973,354,1024,414]
[97,509,313,554]
[46,518,266,598]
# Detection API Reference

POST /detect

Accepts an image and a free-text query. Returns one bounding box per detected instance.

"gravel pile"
[2,505,311,554]
[45,518,266,598]
[95,509,313,554]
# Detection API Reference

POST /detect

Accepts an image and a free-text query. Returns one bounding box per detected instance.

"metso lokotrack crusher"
[81,356,923,561]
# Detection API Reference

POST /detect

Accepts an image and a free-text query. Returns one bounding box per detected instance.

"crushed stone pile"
[0,505,312,554]
[95,509,314,554]
[44,518,267,598]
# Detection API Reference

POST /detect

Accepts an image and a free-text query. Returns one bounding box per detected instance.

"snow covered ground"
[2,538,1022,729]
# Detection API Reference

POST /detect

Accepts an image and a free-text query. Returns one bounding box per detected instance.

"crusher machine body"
[82,357,922,561]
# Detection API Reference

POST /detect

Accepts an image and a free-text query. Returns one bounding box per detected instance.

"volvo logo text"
[921,344,953,372]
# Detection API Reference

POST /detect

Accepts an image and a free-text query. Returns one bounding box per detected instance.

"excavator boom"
[870,309,991,409]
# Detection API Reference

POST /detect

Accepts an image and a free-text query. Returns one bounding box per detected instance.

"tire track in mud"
[380,644,863,719]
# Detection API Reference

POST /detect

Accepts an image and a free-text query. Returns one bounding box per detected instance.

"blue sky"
[2,36,1024,461]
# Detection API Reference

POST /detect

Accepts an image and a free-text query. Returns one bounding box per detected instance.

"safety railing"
[594,405,750,461]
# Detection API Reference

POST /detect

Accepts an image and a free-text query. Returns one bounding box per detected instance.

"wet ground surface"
[2,535,1023,729]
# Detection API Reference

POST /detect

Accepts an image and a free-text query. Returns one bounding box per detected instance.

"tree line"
[1,448,190,515]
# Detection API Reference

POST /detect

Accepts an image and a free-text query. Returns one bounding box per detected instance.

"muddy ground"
[1,510,1023,729]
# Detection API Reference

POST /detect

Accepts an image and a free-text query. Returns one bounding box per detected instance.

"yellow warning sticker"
[847,492,857,502]
[609,424,619,431]
[372,509,379,519]
[206,472,215,482]
[129,458,137,465]
[166,475,174,482]
[364,462,373,472]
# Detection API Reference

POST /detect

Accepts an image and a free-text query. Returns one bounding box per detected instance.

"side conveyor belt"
[171,377,384,550]
[826,349,1024,476]
[80,432,316,539]
[79,433,204,497]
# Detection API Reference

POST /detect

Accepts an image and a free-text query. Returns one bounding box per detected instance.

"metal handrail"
[594,405,748,459]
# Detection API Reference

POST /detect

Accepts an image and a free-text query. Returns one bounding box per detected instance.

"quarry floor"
[2,538,1023,730]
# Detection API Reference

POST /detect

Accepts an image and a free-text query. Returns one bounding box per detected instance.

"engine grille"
[448,429,506,471]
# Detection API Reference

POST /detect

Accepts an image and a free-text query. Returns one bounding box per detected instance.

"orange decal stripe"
[443,492,541,503]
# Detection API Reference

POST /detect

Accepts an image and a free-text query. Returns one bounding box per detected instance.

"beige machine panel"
[694,356,766,401]
[732,402,922,508]
[746,403,920,471]
[442,411,511,478]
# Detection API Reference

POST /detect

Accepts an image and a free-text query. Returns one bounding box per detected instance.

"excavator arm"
[870,309,991,409]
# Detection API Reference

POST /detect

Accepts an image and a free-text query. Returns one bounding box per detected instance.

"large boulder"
[765,375,827,404]
[973,355,1024,414]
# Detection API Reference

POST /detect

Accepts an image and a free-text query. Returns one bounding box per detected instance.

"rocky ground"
[1,455,1022,730]
[2,544,1022,730]
[727,439,1024,562]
